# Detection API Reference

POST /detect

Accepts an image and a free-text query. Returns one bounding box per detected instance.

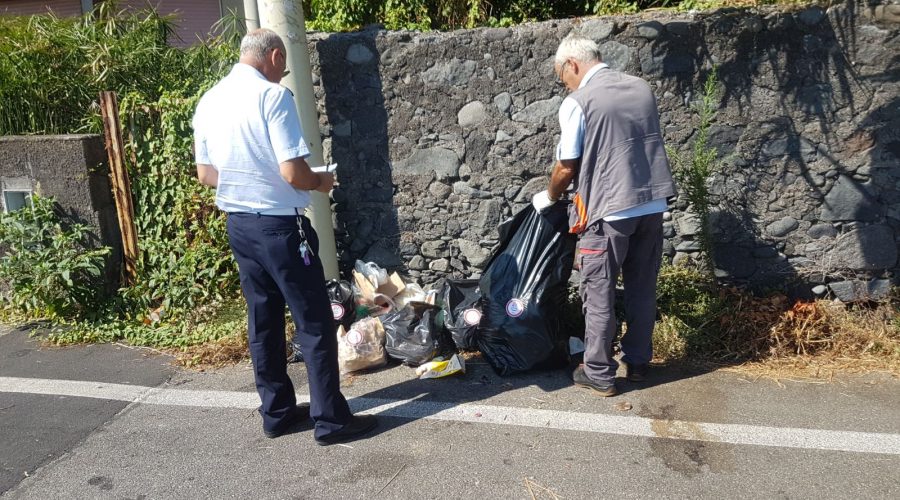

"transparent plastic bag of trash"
[354,260,388,287]
[337,317,387,374]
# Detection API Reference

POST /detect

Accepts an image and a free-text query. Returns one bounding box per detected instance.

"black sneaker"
[572,365,618,397]
[626,363,649,382]
[315,415,378,446]
[263,403,311,439]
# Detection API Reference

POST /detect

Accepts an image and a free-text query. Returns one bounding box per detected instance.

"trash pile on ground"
[293,204,577,379]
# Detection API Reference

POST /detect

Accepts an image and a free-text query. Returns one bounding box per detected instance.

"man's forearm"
[197,164,218,188]
[548,159,579,200]
[279,157,322,190]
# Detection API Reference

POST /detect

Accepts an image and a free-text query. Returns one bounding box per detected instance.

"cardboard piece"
[352,270,377,303]
[354,270,407,302]
[376,272,406,298]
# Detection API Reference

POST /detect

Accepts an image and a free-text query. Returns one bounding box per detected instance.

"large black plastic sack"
[381,302,451,366]
[477,203,577,375]
[290,279,356,363]
[441,279,482,350]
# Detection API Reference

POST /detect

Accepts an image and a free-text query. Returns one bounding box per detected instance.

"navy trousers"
[226,212,351,439]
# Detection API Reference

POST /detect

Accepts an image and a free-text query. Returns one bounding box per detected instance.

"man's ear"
[571,59,584,76]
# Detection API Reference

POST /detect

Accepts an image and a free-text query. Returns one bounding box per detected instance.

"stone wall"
[309,0,900,301]
[0,134,122,288]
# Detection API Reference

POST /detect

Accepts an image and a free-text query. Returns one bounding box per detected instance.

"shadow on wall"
[659,4,898,298]
[315,29,401,274]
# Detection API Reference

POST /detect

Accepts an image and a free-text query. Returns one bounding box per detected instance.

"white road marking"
[2,376,898,455]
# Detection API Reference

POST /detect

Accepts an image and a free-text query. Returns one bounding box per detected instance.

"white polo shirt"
[557,64,667,221]
[193,63,311,214]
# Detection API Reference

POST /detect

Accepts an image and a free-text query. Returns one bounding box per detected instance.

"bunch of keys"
[295,210,315,266]
[299,240,313,266]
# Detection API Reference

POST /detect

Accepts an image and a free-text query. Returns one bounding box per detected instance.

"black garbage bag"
[477,202,577,375]
[326,279,357,330]
[381,302,451,366]
[289,279,356,363]
[441,279,482,350]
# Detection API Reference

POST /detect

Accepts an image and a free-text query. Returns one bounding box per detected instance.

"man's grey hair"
[555,35,602,66]
[240,28,284,61]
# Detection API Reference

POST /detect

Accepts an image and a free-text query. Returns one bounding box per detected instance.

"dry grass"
[731,298,900,379]
[655,286,900,379]
[171,280,899,382]
[172,334,249,369]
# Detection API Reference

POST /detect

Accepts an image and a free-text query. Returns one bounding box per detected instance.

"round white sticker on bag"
[331,302,345,320]
[346,329,363,346]
[463,308,482,326]
[505,298,525,318]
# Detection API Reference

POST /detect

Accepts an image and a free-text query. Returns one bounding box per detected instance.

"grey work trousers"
[578,212,664,384]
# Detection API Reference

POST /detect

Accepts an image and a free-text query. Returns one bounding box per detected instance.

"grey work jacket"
[567,68,677,234]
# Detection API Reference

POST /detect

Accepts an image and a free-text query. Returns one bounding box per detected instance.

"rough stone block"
[429,258,451,272]
[600,41,633,71]
[394,147,460,181]
[640,51,694,76]
[575,19,615,41]
[830,225,898,270]
[820,175,881,222]
[346,43,375,64]
[829,279,892,302]
[421,240,447,259]
[636,21,664,39]
[766,216,799,237]
[493,92,512,114]
[677,213,702,236]
[512,96,564,123]
[458,101,488,128]
[457,238,491,268]
[409,255,426,270]
[421,59,477,86]
[807,223,837,239]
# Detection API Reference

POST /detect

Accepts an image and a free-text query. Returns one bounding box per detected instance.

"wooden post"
[99,91,139,286]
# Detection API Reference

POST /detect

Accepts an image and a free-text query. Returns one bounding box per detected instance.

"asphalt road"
[1,326,898,499]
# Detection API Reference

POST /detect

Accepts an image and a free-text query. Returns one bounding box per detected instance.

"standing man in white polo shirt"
[192,28,376,444]
[533,35,677,396]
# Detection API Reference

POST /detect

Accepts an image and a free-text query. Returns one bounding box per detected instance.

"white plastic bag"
[354,260,388,287]
[393,283,427,310]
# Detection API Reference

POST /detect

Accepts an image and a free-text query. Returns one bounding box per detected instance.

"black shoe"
[315,415,378,446]
[263,403,311,439]
[573,365,618,397]
[626,363,649,382]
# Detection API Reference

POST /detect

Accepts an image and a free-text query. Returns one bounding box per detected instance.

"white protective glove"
[531,190,558,213]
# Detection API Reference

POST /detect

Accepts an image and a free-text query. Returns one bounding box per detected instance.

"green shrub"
[667,68,722,274]
[0,1,236,136]
[0,5,242,346]
[655,264,729,359]
[0,196,110,320]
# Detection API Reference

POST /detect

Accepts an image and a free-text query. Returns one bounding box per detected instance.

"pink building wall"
[0,0,83,17]
[0,0,225,45]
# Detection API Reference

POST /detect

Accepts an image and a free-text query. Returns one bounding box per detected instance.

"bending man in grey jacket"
[534,35,677,396]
